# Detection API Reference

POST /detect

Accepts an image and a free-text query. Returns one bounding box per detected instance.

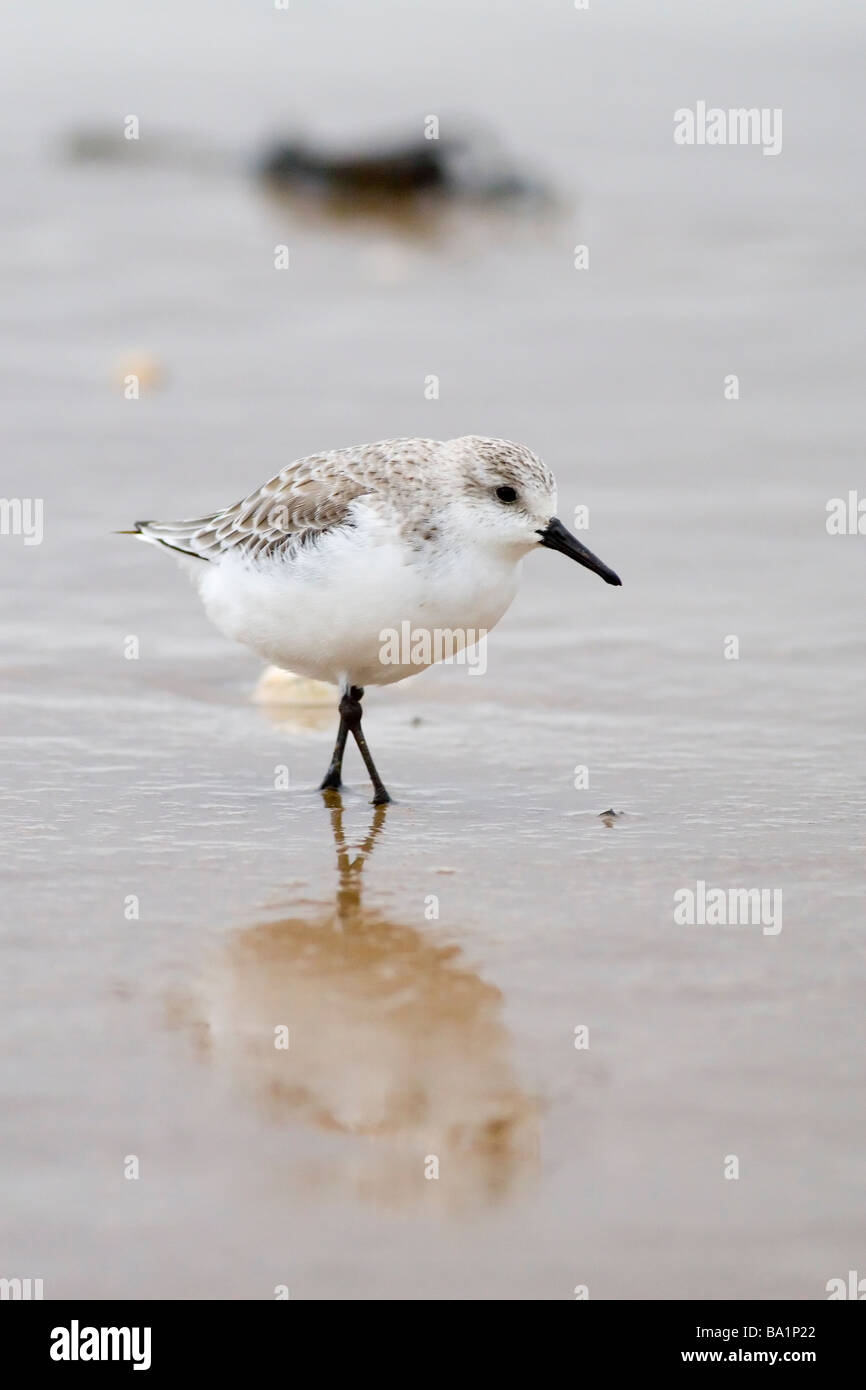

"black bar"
[4,1299,861,1374]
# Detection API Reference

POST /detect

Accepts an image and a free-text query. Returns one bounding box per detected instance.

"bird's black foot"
[337,685,393,805]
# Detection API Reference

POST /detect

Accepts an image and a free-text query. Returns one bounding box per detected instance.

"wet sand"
[1,0,865,1298]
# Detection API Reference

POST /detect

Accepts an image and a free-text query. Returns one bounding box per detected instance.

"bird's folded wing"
[134,469,368,562]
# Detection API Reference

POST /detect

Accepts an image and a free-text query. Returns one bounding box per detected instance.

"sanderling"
[123,435,621,803]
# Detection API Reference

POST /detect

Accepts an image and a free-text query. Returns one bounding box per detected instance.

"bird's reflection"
[187,794,538,1210]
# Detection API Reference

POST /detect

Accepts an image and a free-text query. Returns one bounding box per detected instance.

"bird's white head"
[445,435,622,586]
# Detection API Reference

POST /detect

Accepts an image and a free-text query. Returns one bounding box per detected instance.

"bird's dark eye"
[496,485,518,504]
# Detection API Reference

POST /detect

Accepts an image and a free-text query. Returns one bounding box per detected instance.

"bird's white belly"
[195,534,519,688]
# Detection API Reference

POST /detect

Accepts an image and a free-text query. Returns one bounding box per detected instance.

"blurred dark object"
[256,130,548,203]
[259,138,451,194]
[62,122,552,206]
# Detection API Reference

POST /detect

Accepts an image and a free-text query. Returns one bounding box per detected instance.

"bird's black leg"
[339,685,392,805]
[319,711,350,791]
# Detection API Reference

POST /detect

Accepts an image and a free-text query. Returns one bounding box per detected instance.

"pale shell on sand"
[114,352,165,391]
[252,665,337,708]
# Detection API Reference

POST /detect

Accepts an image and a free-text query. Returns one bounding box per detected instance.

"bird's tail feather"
[117,519,213,561]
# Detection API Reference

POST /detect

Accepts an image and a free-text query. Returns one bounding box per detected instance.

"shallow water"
[1,0,864,1298]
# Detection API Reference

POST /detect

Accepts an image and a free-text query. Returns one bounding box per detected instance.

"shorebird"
[123,435,621,803]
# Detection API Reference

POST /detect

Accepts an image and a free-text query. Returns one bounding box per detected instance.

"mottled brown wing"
[134,460,369,562]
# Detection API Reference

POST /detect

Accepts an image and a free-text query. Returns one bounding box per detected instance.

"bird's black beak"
[537,517,622,586]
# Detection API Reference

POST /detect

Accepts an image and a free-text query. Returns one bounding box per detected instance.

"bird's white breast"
[195,516,520,688]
